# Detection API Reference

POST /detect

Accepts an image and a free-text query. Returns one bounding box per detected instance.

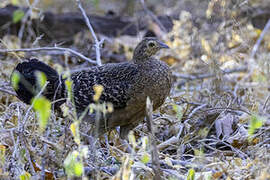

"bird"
[11,37,172,138]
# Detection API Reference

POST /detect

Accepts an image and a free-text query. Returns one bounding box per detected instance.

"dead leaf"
[215,113,236,138]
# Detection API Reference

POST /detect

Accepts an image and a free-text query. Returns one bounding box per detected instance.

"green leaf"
[13,10,25,24]
[11,71,20,90]
[35,71,47,89]
[70,121,80,145]
[19,171,31,180]
[33,97,51,132]
[173,104,183,120]
[186,168,195,180]
[141,153,150,164]
[65,79,73,100]
[64,151,83,177]
[65,79,72,92]
[73,162,83,176]
[248,114,265,137]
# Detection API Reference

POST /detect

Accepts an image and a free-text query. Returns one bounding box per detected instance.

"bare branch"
[173,66,247,80]
[75,0,103,66]
[18,0,40,45]
[250,19,270,59]
[0,47,97,64]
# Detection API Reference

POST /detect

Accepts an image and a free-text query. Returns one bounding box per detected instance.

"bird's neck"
[132,54,152,64]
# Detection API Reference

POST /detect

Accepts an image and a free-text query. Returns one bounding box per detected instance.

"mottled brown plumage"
[11,37,172,138]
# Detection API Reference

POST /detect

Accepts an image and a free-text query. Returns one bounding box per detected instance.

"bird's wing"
[71,62,139,111]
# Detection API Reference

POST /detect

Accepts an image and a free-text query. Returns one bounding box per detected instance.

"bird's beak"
[158,41,169,49]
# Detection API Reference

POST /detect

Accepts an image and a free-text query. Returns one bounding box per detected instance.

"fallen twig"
[199,138,248,159]
[204,107,251,116]
[157,136,180,151]
[0,87,17,96]
[188,103,208,119]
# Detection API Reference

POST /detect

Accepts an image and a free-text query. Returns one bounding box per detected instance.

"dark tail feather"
[11,58,65,105]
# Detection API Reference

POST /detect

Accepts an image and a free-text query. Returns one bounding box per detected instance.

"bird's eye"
[148,42,155,47]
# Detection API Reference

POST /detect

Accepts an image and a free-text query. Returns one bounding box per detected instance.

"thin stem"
[139,0,167,33]
[75,0,103,66]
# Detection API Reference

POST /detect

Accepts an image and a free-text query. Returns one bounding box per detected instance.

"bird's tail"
[11,58,65,105]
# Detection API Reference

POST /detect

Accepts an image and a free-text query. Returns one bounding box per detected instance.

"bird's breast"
[134,60,172,110]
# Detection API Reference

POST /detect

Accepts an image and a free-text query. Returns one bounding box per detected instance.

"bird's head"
[133,37,169,63]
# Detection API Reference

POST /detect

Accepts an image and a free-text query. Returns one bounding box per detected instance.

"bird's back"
[71,62,139,112]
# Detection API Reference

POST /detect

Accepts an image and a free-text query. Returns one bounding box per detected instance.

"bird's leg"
[120,121,140,139]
